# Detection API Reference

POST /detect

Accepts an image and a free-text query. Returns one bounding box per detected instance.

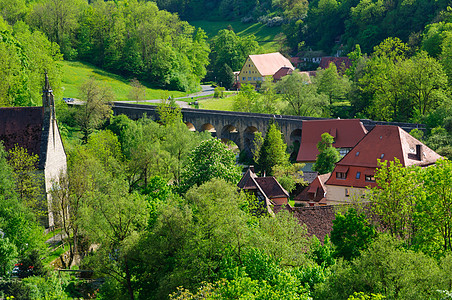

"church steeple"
[42,72,55,119]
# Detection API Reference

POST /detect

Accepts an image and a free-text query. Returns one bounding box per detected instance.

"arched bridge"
[112,102,426,155]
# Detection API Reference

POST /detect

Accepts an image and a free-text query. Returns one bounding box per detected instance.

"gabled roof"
[238,167,289,200]
[0,106,44,156]
[326,125,442,187]
[336,125,440,168]
[273,67,293,81]
[255,177,289,199]
[237,167,258,189]
[248,52,294,76]
[297,119,368,162]
[319,56,352,72]
[295,173,330,202]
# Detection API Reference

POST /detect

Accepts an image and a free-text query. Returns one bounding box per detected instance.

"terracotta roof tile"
[319,57,352,72]
[255,177,289,199]
[326,125,442,188]
[273,67,293,81]
[297,119,368,162]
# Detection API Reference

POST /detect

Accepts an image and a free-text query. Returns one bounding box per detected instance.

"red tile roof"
[272,67,293,81]
[295,173,330,203]
[297,119,368,162]
[249,52,294,76]
[326,125,442,188]
[255,177,289,199]
[319,57,352,73]
[0,107,43,156]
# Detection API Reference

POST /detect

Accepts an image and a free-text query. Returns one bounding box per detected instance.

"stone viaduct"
[112,102,426,155]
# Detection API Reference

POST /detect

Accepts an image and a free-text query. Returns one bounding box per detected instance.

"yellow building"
[238,52,294,87]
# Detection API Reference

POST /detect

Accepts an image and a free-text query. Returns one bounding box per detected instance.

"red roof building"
[319,57,352,74]
[238,167,290,207]
[294,173,330,206]
[297,119,368,170]
[325,125,442,203]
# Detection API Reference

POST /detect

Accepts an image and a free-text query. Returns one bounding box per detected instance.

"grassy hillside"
[60,61,187,101]
[190,20,282,53]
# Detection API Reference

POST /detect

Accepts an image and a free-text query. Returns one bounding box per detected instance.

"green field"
[190,20,282,53]
[60,61,187,101]
[198,95,237,111]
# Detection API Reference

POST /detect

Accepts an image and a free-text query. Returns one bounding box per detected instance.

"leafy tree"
[128,78,146,102]
[180,138,241,193]
[276,72,328,117]
[367,159,422,243]
[257,120,290,176]
[330,208,376,260]
[216,63,235,90]
[75,78,113,143]
[233,83,260,112]
[312,132,340,175]
[316,62,351,105]
[272,163,306,193]
[418,159,452,252]
[8,145,44,217]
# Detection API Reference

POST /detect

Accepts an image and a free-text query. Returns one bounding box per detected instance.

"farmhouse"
[238,52,294,87]
[0,74,67,228]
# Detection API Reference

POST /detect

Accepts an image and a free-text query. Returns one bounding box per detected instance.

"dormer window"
[336,172,347,179]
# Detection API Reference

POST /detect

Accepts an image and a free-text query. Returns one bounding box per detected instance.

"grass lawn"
[59,61,187,101]
[198,95,237,111]
[190,20,282,53]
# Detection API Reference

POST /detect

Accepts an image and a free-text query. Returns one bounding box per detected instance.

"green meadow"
[190,20,282,53]
[59,61,187,101]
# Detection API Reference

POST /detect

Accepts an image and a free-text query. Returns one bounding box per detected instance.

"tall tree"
[316,62,350,105]
[276,72,328,116]
[312,132,340,174]
[75,78,113,143]
[257,120,289,176]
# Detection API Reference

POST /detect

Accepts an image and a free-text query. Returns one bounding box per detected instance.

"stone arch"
[201,123,216,133]
[221,138,240,155]
[221,124,238,134]
[185,122,196,131]
[289,128,302,161]
[243,126,260,157]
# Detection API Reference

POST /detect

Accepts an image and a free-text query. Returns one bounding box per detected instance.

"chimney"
[416,144,423,161]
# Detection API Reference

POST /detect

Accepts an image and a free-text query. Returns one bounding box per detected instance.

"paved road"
[115,84,215,108]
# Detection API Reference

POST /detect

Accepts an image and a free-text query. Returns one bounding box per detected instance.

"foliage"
[330,208,376,260]
[276,72,328,117]
[75,78,113,143]
[312,133,340,175]
[7,145,44,217]
[0,237,18,278]
[367,159,421,243]
[257,120,290,176]
[180,138,241,193]
[316,62,351,105]
[272,163,306,193]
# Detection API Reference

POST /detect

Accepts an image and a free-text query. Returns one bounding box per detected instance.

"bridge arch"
[221,124,238,134]
[201,123,216,133]
[243,126,260,156]
[221,138,241,155]
[185,122,196,131]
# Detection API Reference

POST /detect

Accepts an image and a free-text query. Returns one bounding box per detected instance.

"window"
[365,175,375,182]
[336,172,347,179]
[356,172,361,179]
[253,77,256,81]
[248,77,252,81]
[345,188,350,197]
[258,77,262,81]
[242,77,246,81]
